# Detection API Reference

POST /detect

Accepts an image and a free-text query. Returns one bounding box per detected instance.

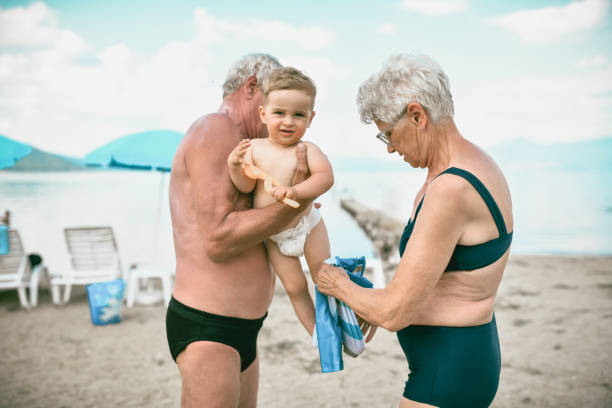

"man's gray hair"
[357,53,454,125]
[222,53,282,98]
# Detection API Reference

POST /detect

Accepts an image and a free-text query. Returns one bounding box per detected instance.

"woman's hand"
[317,263,350,297]
[357,315,378,343]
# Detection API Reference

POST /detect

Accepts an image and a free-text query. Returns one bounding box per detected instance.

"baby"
[228,67,333,336]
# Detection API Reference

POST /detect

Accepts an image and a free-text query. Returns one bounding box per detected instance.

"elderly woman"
[318,53,513,408]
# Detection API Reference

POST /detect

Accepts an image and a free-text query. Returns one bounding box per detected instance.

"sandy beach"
[0,255,610,407]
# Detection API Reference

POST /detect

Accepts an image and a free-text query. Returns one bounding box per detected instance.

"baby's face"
[259,89,315,146]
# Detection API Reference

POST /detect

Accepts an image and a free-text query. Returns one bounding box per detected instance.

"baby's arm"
[227,139,256,193]
[290,142,334,200]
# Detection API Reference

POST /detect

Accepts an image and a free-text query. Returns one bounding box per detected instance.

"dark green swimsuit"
[397,167,512,407]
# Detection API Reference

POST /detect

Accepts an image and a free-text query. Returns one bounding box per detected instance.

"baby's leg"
[303,218,331,285]
[267,240,315,336]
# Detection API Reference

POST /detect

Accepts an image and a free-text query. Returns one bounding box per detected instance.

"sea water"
[1,167,611,276]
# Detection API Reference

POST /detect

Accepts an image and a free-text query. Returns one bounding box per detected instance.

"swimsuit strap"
[437,167,508,237]
[412,196,425,222]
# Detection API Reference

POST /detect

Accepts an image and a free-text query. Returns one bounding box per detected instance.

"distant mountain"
[331,137,612,173]
[4,145,86,171]
[487,137,612,172]
[3,135,610,173]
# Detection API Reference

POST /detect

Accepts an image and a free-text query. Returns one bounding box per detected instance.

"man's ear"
[407,102,427,129]
[244,75,258,98]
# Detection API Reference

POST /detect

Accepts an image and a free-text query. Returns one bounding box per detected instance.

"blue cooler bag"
[86,279,126,325]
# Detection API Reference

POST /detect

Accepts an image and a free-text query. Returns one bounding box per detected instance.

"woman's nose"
[387,143,395,154]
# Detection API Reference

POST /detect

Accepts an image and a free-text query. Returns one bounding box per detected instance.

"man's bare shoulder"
[184,113,239,148]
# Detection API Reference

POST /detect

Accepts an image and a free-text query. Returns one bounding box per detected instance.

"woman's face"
[375,113,422,168]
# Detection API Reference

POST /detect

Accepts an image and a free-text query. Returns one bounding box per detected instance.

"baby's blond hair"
[262,67,316,108]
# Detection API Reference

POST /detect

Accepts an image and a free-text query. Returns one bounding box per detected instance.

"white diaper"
[269,208,321,257]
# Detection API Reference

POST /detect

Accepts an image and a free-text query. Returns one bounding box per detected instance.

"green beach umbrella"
[0,135,32,170]
[84,129,182,172]
[84,129,184,249]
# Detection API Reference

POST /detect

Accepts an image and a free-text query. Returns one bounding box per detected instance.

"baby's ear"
[308,110,316,126]
[259,106,267,123]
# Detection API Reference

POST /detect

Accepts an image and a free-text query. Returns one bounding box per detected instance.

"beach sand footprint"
[552,283,578,290]
[595,282,612,296]
[508,288,541,297]
[513,318,532,327]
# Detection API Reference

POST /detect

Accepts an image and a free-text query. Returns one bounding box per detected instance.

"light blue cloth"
[315,256,373,373]
[0,225,8,255]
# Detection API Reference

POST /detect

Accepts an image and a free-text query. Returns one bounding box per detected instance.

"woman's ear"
[407,102,427,128]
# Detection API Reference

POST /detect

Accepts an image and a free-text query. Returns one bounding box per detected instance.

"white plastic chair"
[125,263,173,308]
[0,229,48,308]
[50,226,123,305]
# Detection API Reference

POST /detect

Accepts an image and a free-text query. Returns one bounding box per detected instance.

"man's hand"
[227,139,251,168]
[290,143,310,186]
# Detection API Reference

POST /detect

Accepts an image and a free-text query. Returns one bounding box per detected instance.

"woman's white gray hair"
[222,53,282,98]
[357,53,454,124]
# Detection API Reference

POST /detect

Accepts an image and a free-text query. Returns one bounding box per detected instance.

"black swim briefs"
[166,296,267,371]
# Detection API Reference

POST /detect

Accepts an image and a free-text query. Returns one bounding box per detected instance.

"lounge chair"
[0,229,48,308]
[50,226,123,305]
[125,263,173,307]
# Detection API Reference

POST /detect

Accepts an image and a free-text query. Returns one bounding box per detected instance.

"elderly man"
[167,54,311,407]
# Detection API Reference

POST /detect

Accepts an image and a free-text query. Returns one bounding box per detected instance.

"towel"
[314,256,373,373]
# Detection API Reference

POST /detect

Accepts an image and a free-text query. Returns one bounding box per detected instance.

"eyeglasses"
[375,129,392,145]
[375,108,406,146]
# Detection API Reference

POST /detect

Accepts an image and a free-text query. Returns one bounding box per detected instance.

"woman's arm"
[317,176,469,331]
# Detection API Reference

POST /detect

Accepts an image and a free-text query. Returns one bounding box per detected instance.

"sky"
[0,0,611,159]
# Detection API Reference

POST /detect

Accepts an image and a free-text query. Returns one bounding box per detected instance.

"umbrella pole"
[143,171,165,294]
[153,172,165,258]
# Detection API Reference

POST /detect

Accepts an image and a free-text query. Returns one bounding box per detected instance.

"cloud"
[193,7,333,51]
[577,55,607,68]
[454,66,612,147]
[0,5,338,155]
[400,0,468,15]
[376,23,399,35]
[486,0,610,44]
[0,2,86,54]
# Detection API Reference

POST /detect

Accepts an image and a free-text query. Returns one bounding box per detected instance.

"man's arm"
[288,142,333,200]
[185,114,310,262]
